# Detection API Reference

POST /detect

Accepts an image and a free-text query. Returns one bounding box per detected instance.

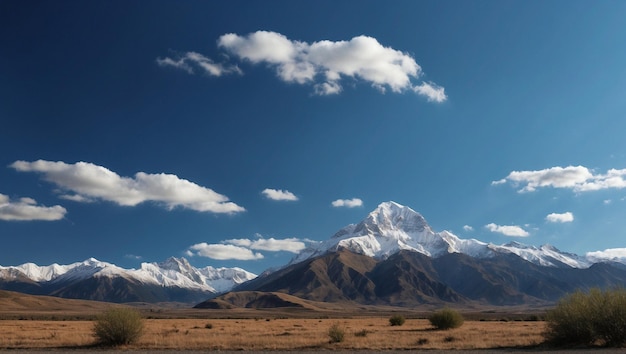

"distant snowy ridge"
[292,201,604,269]
[0,257,256,294]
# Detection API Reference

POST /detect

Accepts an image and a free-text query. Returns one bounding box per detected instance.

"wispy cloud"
[187,235,308,260]
[463,225,474,232]
[0,193,67,221]
[158,31,446,101]
[493,165,626,193]
[331,198,363,208]
[485,223,529,237]
[10,160,244,214]
[156,51,241,76]
[546,212,574,223]
[262,188,298,201]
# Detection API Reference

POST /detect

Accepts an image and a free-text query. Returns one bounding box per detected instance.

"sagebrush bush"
[389,314,406,326]
[429,308,464,330]
[328,323,345,343]
[93,307,144,346]
[544,288,626,347]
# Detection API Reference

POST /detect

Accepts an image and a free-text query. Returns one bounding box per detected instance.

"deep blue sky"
[2,1,626,274]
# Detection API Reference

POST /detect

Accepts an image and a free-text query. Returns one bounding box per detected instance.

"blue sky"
[2,1,626,274]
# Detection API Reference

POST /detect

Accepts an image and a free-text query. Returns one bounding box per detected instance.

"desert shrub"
[328,323,345,343]
[354,329,369,337]
[389,314,406,326]
[429,308,464,330]
[544,288,626,347]
[205,323,213,329]
[93,307,144,346]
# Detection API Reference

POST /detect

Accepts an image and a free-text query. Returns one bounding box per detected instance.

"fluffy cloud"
[225,236,306,253]
[485,223,529,237]
[546,212,574,223]
[331,198,363,208]
[262,188,298,201]
[187,243,264,260]
[159,30,446,101]
[187,235,307,260]
[10,160,244,214]
[0,193,67,221]
[463,225,474,232]
[586,248,626,263]
[493,165,626,193]
[156,51,241,76]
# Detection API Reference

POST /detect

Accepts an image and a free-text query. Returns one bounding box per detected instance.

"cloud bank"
[187,235,307,260]
[262,188,298,201]
[331,198,363,208]
[10,160,244,214]
[485,223,529,237]
[546,212,574,223]
[586,248,626,263]
[493,165,626,193]
[159,31,446,101]
[0,193,67,221]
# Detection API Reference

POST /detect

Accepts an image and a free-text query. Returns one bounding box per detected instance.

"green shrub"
[389,314,406,326]
[428,308,464,330]
[93,307,144,346]
[544,288,626,347]
[328,323,345,343]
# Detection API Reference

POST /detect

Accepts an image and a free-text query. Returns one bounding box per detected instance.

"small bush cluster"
[389,314,406,326]
[544,288,626,347]
[328,323,345,343]
[93,307,144,346]
[429,308,464,330]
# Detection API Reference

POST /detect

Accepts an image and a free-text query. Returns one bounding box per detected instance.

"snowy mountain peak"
[356,201,431,235]
[292,201,597,269]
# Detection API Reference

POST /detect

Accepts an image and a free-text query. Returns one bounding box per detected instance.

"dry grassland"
[0,317,545,350]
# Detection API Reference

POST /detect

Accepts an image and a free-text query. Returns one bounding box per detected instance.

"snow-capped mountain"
[292,201,596,269]
[0,257,256,302]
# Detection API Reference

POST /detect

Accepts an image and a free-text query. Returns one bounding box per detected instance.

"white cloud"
[485,223,529,237]
[187,235,307,260]
[331,198,363,208]
[10,160,244,214]
[0,193,67,221]
[494,165,626,193]
[412,82,447,103]
[463,225,474,232]
[262,188,298,201]
[159,31,446,101]
[156,51,241,76]
[218,31,446,100]
[187,243,264,260]
[225,236,306,253]
[586,248,626,263]
[604,199,612,205]
[546,212,574,223]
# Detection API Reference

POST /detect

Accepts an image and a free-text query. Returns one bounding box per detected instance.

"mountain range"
[3,201,626,306]
[0,257,255,303]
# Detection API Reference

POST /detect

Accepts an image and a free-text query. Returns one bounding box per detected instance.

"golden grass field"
[0,317,546,350]
[0,290,549,350]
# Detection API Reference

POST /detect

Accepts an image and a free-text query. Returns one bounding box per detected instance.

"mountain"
[0,257,256,303]
[230,201,626,307]
[292,201,596,268]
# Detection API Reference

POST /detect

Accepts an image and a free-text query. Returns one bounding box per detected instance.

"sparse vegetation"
[429,308,464,330]
[354,329,369,337]
[544,288,626,347]
[327,323,345,343]
[93,308,144,346]
[389,314,406,326]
